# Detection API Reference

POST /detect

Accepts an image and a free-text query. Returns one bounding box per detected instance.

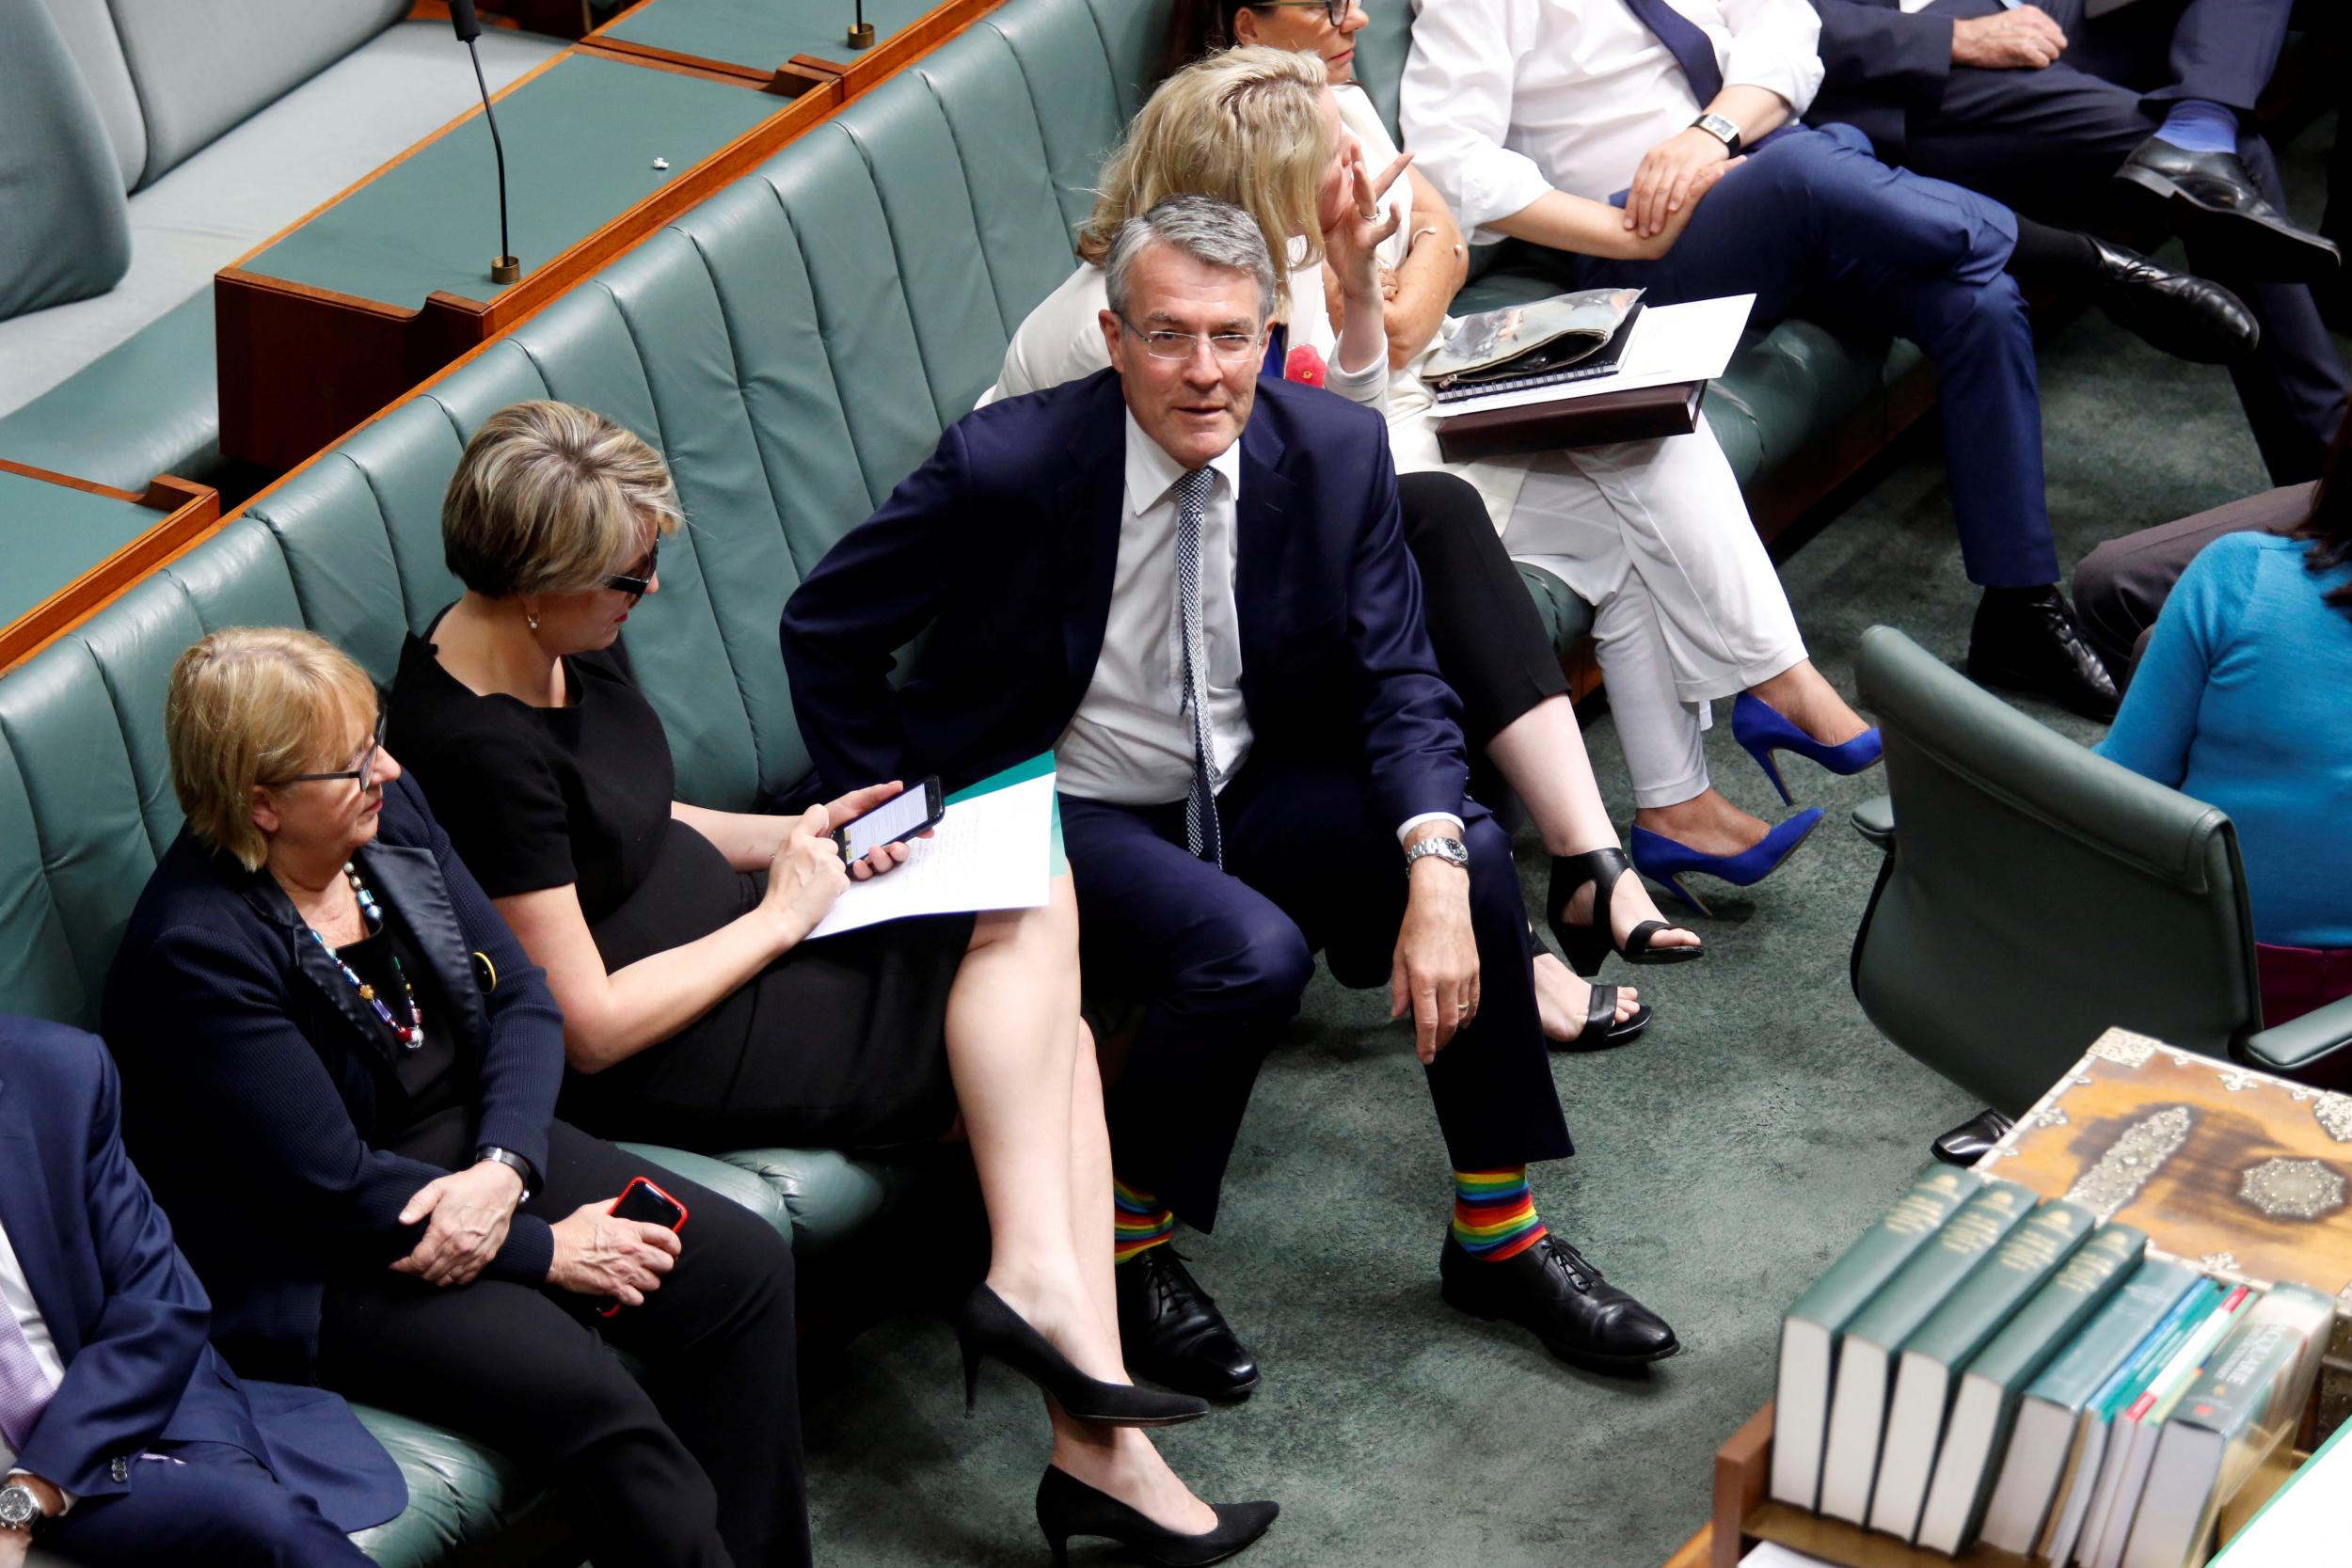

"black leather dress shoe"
[1116,1247,1261,1400]
[1931,1108,2016,1166]
[1966,586,2119,721]
[2114,137,2342,284]
[1439,1233,1679,1373]
[2085,238,2258,365]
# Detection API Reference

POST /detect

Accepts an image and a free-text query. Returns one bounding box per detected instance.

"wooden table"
[580,0,1004,99]
[214,46,839,471]
[0,464,220,673]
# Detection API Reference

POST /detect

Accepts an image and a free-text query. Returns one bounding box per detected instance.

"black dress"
[388,617,964,1152]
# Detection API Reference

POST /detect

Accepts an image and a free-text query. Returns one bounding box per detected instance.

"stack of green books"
[1771,1177,2337,1564]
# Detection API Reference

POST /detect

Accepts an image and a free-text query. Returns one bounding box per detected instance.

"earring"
[526,611,540,632]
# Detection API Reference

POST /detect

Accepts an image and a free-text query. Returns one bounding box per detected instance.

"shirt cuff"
[1396,812,1467,846]
[1451,150,1561,245]
[1723,44,1824,119]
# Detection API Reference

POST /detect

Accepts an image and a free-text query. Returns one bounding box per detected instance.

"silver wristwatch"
[1404,835,1470,873]
[1691,111,1741,156]
[0,1481,41,1531]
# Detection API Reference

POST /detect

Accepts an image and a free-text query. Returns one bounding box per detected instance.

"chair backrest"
[1851,626,2262,1113]
[1350,0,1417,144]
[0,0,1170,1030]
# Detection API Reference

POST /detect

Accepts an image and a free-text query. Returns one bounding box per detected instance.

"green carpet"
[795,123,2337,1567]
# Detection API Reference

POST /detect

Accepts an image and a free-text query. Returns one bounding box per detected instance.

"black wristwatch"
[1691,111,1741,156]
[0,1481,42,1532]
[475,1146,537,1202]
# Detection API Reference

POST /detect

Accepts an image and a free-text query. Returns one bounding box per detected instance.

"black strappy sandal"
[1548,847,1704,977]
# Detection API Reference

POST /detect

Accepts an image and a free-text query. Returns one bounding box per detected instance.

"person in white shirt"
[1396,0,2248,722]
[991,40,1879,942]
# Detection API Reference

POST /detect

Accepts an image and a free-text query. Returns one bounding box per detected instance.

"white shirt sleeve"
[1396,811,1469,844]
[1717,0,1825,117]
[981,265,1115,406]
[1399,0,1556,239]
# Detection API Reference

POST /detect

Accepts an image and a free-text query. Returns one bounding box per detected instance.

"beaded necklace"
[306,861,425,1050]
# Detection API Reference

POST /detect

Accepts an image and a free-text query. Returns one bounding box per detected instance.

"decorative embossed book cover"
[1976,1029,2352,1324]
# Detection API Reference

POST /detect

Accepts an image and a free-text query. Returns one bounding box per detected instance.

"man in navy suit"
[0,1014,401,1567]
[1805,0,2344,486]
[783,196,1678,1399]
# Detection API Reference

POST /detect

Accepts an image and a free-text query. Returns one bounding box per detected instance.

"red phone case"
[599,1176,689,1317]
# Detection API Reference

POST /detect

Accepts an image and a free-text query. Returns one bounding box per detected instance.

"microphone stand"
[848,0,875,50]
[469,37,520,284]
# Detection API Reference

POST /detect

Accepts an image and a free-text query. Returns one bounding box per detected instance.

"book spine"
[1786,1167,1987,1333]
[1902,1200,2097,1370]
[1842,1180,2038,1351]
[2021,1259,2199,1411]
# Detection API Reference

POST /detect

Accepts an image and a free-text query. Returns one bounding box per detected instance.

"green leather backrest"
[1851,626,2261,1113]
[0,0,1174,1027]
[1351,0,1414,144]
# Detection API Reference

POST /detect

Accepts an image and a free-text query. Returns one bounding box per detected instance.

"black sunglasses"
[282,710,388,793]
[601,539,660,600]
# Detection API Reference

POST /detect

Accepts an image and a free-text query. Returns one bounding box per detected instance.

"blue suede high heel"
[1731,692,1883,806]
[1629,808,1824,916]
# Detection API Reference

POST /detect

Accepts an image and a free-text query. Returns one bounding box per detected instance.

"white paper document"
[1740,1544,1836,1568]
[1429,293,1756,420]
[805,768,1057,939]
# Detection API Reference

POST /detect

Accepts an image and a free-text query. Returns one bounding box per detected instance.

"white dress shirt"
[0,1211,69,1496]
[1402,0,1826,240]
[1056,414,1255,809]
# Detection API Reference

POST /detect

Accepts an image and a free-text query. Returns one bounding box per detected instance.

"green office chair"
[1848,626,2352,1115]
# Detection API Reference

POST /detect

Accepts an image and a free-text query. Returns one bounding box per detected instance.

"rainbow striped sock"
[1114,1178,1176,1263]
[1451,1167,1548,1261]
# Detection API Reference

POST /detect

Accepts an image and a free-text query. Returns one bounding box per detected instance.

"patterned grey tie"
[0,1294,55,1456]
[1173,466,1224,867]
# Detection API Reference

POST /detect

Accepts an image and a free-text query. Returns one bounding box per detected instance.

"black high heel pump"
[1036,1465,1279,1567]
[1548,847,1704,976]
[957,1285,1208,1426]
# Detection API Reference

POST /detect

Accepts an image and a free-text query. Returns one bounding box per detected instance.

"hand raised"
[1324,148,1409,303]
[546,1199,682,1308]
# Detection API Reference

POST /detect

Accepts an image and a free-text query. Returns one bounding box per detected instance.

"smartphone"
[600,1176,688,1317]
[834,776,945,865]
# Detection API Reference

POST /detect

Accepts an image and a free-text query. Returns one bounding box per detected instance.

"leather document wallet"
[1433,380,1707,462]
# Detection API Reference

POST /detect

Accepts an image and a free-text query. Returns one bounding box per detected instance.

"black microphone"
[449,1,518,283]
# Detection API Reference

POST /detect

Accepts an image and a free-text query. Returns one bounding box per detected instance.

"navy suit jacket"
[102,772,565,1381]
[0,1014,403,1530]
[1804,0,1975,157]
[781,369,1470,828]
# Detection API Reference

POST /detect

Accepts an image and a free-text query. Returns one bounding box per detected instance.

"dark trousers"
[1560,123,2058,588]
[1396,470,1569,751]
[1898,0,2346,483]
[1061,759,1574,1231]
[315,1120,808,1568]
[36,1443,370,1568]
[2072,478,2314,677]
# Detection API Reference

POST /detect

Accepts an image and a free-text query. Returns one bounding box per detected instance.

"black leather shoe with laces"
[1439,1233,1679,1372]
[2084,238,2258,366]
[1116,1247,1261,1400]
[1967,586,2119,721]
[2114,137,2342,284]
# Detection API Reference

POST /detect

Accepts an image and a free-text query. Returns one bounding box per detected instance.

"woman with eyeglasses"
[104,626,812,1568]
[382,401,1260,1560]
[991,38,1883,932]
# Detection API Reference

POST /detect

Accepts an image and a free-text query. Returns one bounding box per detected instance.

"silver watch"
[1404,835,1470,873]
[1691,111,1741,156]
[0,1482,41,1530]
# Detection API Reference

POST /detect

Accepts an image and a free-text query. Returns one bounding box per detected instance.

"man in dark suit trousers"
[782,196,1678,1398]
[1806,0,2345,485]
[0,1014,401,1567]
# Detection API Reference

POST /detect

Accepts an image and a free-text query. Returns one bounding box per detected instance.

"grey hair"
[1102,196,1275,326]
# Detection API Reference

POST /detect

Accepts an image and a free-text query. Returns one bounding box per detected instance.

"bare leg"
[1485,695,1700,962]
[947,879,1214,1533]
[1748,658,1871,745]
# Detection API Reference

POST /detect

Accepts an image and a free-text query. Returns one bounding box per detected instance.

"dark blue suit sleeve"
[1812,0,1957,110]
[14,1048,208,1500]
[409,779,559,1281]
[780,421,977,795]
[1343,435,1470,829]
[137,920,550,1286]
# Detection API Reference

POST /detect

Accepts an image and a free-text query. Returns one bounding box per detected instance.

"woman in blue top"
[2099,439,2352,1031]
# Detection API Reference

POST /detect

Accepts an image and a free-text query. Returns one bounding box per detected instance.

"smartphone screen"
[841,783,941,863]
[610,1179,687,1230]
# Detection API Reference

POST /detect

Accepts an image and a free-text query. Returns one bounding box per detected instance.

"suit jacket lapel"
[1055,380,1130,704]
[1233,413,1298,684]
[0,1076,80,1361]
[356,842,490,1053]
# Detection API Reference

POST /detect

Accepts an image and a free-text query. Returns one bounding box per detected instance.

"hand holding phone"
[584,1177,688,1317]
[833,776,945,868]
